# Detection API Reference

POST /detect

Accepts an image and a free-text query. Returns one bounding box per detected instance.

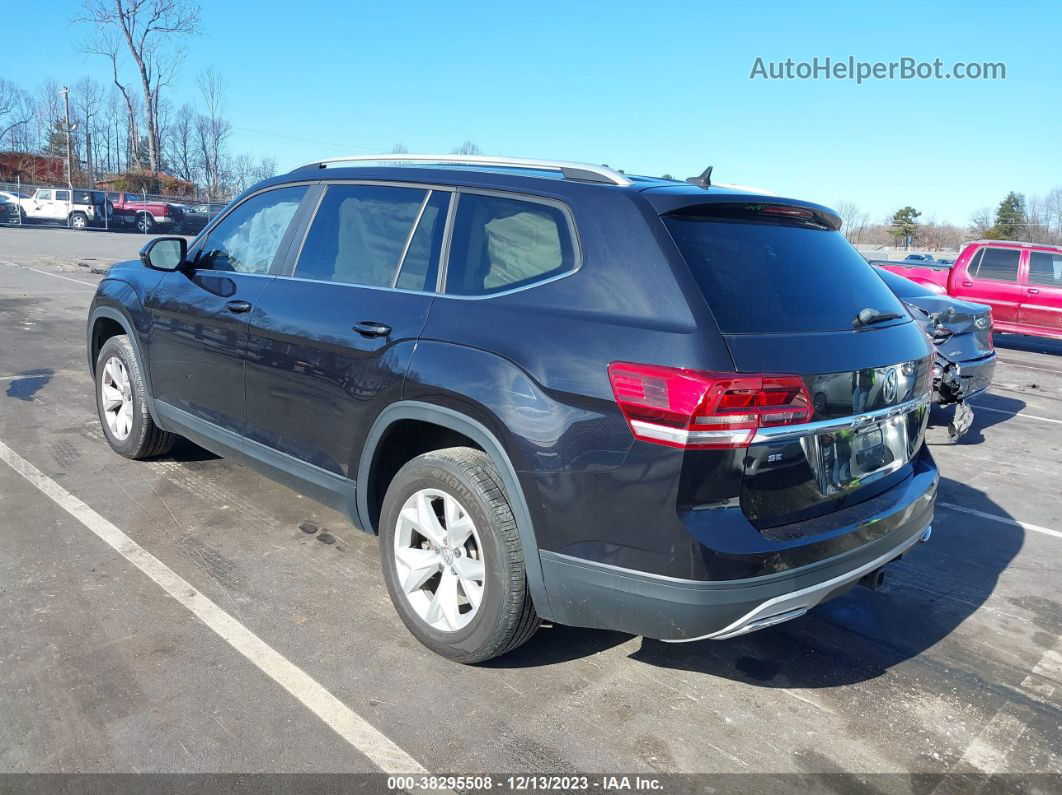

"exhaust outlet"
[859,567,886,590]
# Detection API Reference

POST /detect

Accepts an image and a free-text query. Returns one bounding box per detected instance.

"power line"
[231,126,384,153]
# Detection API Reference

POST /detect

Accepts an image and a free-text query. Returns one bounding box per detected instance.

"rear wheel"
[136,213,154,234]
[70,212,88,230]
[379,447,538,663]
[95,335,175,459]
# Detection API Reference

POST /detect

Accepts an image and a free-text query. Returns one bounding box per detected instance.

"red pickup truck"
[105,191,185,234]
[875,240,1062,340]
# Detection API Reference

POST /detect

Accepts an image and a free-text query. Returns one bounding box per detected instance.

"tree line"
[839,189,1062,251]
[0,0,274,200]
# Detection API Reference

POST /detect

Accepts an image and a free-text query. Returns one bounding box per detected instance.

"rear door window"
[295,184,427,287]
[444,193,576,296]
[55,190,70,201]
[395,191,450,291]
[663,209,907,333]
[972,247,1020,282]
[1028,252,1062,287]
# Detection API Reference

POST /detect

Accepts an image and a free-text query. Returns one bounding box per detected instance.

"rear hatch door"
[658,198,933,531]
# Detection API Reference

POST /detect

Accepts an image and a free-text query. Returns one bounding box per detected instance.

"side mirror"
[140,237,187,271]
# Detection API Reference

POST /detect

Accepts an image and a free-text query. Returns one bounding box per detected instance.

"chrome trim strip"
[391,191,432,288]
[292,154,633,187]
[751,393,931,443]
[271,274,437,297]
[664,524,929,642]
[629,420,749,447]
[435,190,459,293]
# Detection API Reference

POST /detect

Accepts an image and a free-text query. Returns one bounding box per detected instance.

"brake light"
[607,362,813,449]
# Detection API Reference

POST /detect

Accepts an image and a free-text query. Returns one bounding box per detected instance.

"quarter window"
[1028,252,1062,287]
[295,184,427,287]
[197,186,307,274]
[972,247,1020,282]
[444,193,575,296]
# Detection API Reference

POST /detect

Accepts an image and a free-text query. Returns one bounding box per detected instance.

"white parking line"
[971,403,1062,426]
[937,502,1062,540]
[996,359,1062,375]
[0,259,98,288]
[0,438,429,775]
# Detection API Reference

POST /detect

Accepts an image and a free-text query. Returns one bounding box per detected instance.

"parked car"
[903,253,937,263]
[105,191,185,233]
[877,240,1062,340]
[87,154,937,663]
[876,268,995,440]
[180,202,228,235]
[0,195,20,223]
[16,188,118,230]
[936,258,955,265]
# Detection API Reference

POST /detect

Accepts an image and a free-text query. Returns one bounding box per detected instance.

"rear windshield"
[664,213,908,334]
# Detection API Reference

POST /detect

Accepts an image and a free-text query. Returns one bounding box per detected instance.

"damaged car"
[877,267,996,440]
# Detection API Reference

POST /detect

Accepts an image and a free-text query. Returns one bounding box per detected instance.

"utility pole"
[60,86,78,189]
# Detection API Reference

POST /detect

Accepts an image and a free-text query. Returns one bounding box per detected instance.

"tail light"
[608,362,812,449]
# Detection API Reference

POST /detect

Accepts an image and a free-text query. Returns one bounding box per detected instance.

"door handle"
[352,321,392,337]
[961,281,973,287]
[225,300,252,313]
[1027,287,1040,294]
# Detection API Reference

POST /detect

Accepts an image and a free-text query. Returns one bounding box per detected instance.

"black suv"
[87,155,938,663]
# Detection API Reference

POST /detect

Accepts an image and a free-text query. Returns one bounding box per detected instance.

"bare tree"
[194,68,230,200]
[165,102,196,182]
[969,207,994,238]
[0,79,35,149]
[1046,187,1062,242]
[73,77,105,182]
[251,156,276,183]
[836,199,869,244]
[1025,193,1051,243]
[78,0,200,175]
[451,140,482,156]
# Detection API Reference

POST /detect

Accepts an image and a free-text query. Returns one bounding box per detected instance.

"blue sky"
[8,0,1060,223]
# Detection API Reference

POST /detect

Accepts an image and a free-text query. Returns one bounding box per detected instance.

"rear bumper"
[539,456,937,641]
[936,352,995,402]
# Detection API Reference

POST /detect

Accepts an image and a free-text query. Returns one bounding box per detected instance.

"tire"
[70,212,88,230]
[136,213,154,234]
[379,447,539,663]
[95,335,176,459]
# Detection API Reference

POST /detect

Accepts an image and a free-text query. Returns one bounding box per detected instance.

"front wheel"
[95,335,176,459]
[379,447,538,663]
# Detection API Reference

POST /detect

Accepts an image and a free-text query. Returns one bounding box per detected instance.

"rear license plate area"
[804,411,920,496]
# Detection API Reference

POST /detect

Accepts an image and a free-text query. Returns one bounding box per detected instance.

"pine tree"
[993,192,1027,240]
[42,119,67,158]
[889,206,922,248]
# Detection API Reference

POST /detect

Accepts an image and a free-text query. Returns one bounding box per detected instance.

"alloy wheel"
[100,356,134,440]
[394,488,486,632]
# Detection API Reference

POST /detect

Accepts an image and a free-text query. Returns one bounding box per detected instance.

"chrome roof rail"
[290,154,633,187]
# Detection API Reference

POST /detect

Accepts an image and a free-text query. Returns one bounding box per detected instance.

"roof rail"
[289,154,632,187]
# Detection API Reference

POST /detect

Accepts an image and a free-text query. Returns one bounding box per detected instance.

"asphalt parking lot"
[1,227,1059,785]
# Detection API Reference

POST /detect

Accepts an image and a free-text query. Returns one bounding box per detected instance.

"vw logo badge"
[883,367,898,404]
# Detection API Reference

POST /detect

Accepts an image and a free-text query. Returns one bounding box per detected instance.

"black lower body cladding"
[537,451,937,640]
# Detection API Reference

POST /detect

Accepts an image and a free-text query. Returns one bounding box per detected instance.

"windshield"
[663,214,909,334]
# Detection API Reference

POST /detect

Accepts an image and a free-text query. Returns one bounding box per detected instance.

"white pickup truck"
[17,188,125,230]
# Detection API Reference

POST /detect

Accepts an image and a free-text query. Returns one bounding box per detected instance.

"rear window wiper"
[853,308,904,327]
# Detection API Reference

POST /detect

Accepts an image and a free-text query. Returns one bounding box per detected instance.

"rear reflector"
[608,362,813,449]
